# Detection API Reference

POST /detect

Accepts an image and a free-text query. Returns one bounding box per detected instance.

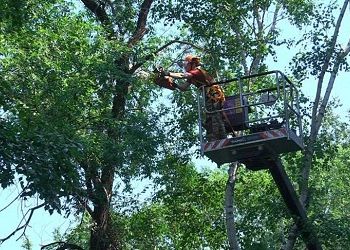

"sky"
[0,1,349,250]
[267,1,350,117]
[0,187,73,250]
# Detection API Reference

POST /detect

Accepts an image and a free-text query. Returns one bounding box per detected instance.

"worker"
[161,54,226,141]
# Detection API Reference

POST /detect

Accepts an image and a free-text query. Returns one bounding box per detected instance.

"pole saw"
[152,66,178,90]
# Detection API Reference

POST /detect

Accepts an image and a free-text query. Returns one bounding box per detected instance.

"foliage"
[0,0,200,248]
[0,0,180,223]
[153,0,315,75]
[1,0,350,249]
[122,109,350,249]
[291,1,350,80]
[21,237,33,250]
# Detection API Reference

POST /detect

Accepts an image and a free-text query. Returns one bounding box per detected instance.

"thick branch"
[253,3,264,34]
[315,57,347,133]
[249,3,268,74]
[230,25,249,75]
[282,224,298,250]
[128,0,154,47]
[267,4,281,37]
[41,241,84,250]
[80,0,114,38]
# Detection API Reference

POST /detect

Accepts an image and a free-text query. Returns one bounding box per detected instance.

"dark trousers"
[205,99,226,141]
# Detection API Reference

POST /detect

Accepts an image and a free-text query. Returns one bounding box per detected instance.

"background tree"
[284,0,350,248]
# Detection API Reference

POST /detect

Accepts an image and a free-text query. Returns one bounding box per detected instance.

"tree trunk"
[90,206,121,250]
[225,162,241,250]
[88,159,121,249]
[282,224,298,250]
[283,0,350,248]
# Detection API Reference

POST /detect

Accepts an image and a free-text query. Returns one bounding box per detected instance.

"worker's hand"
[153,67,160,73]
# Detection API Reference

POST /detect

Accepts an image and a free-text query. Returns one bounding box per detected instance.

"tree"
[154,0,318,248]
[155,0,314,74]
[40,106,350,249]
[153,0,350,248]
[284,0,350,248]
[1,0,349,249]
[0,0,189,249]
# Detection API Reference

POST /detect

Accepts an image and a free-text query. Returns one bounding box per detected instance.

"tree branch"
[41,241,84,250]
[249,2,268,74]
[230,24,249,75]
[130,40,205,73]
[301,1,350,206]
[77,196,94,218]
[0,203,45,244]
[128,0,154,47]
[80,0,114,38]
[267,3,281,37]
[310,0,349,142]
[282,224,298,250]
[0,185,28,213]
[253,3,264,34]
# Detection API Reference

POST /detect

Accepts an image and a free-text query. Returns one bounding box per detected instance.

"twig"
[0,203,45,244]
[0,185,28,213]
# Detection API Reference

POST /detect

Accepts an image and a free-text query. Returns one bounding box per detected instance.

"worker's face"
[183,61,193,72]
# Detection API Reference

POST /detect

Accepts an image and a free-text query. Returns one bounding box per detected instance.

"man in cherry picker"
[160,54,227,142]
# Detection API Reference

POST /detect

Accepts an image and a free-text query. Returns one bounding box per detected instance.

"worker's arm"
[167,72,192,91]
[168,72,189,79]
